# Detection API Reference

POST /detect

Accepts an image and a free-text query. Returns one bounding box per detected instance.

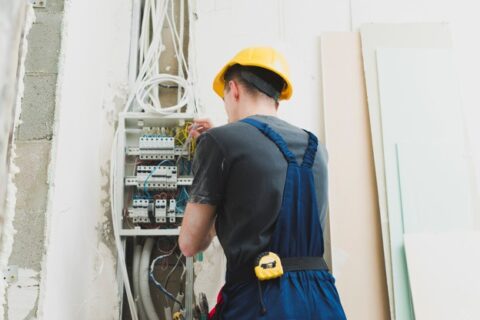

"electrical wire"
[136,74,191,114]
[110,130,139,320]
[164,253,186,294]
[142,159,173,198]
[128,0,197,114]
[149,253,184,309]
[175,187,189,213]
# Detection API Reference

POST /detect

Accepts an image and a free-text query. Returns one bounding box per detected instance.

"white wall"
[192,0,351,141]
[38,0,132,318]
[193,0,480,184]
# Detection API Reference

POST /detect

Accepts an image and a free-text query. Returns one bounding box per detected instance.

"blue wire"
[175,187,190,213]
[149,254,184,309]
[142,159,173,198]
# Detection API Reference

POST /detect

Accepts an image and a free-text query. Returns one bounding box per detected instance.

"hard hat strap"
[240,70,280,102]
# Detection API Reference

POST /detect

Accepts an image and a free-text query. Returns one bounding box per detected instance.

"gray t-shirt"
[188,114,329,275]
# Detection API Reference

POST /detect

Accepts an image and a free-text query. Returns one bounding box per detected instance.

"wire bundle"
[149,251,185,309]
[132,0,197,114]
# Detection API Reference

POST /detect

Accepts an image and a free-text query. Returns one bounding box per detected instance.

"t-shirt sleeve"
[188,132,228,205]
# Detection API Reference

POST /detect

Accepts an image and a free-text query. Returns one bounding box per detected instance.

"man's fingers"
[193,119,213,129]
[190,131,201,139]
[187,118,213,140]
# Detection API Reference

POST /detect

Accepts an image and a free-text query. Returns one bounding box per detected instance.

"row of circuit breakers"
[124,133,194,225]
[128,198,178,224]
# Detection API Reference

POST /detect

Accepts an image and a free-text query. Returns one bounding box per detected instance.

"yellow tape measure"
[254,252,284,281]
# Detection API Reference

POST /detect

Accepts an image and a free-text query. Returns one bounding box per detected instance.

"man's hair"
[223,64,286,102]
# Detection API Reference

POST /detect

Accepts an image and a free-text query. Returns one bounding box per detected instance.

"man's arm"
[179,202,216,257]
[179,118,222,257]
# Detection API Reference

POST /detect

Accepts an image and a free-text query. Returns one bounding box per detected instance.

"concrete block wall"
[7,0,64,318]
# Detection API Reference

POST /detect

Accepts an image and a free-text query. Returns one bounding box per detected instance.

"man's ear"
[229,80,240,101]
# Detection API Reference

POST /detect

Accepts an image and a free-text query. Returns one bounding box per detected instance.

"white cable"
[136,74,191,114]
[125,0,169,113]
[164,307,173,320]
[188,0,201,114]
[166,3,189,76]
[128,0,195,115]
[140,238,160,320]
[133,243,147,320]
[177,0,185,106]
[110,130,139,320]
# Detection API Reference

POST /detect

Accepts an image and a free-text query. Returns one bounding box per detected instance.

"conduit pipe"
[133,243,147,320]
[140,237,160,320]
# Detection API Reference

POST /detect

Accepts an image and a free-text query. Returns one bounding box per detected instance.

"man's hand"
[189,119,213,139]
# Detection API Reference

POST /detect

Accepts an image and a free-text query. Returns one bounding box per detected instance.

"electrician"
[179,47,346,319]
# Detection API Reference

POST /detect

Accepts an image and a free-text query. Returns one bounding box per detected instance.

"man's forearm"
[179,202,216,256]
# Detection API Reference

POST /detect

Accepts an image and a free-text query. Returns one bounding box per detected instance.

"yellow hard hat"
[213,47,293,100]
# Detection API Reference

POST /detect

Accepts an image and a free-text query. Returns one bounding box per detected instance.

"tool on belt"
[253,251,329,314]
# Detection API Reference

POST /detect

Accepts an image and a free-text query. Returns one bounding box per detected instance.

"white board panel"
[404,232,480,320]
[360,23,453,319]
[321,32,389,320]
[377,48,469,320]
[396,142,474,233]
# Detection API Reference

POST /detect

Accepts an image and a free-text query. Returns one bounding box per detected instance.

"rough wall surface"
[0,0,32,318]
[5,1,65,318]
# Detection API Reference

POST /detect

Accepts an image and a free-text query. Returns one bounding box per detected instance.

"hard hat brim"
[213,61,293,101]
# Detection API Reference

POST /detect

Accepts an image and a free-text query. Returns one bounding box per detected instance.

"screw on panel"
[3,266,18,284]
[32,0,47,8]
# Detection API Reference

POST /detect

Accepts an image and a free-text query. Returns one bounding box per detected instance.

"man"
[179,47,346,319]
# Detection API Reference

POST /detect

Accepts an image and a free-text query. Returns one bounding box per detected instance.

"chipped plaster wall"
[0,0,28,216]
[0,1,36,318]
[3,0,64,318]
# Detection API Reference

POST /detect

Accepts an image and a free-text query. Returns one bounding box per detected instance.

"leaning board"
[376,48,469,320]
[321,32,389,320]
[396,142,475,234]
[404,232,480,320]
[360,23,452,319]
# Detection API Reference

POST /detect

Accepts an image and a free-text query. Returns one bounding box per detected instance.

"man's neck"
[231,100,278,122]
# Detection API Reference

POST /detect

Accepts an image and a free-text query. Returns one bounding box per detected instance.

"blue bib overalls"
[210,118,347,320]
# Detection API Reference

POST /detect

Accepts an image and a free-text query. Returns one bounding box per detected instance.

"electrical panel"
[113,0,207,318]
[112,113,201,319]
[117,113,195,231]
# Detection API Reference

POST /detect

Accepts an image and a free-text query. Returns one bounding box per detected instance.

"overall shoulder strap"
[241,118,297,165]
[301,130,318,168]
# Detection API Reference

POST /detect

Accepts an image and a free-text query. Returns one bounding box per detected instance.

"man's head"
[213,47,292,122]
